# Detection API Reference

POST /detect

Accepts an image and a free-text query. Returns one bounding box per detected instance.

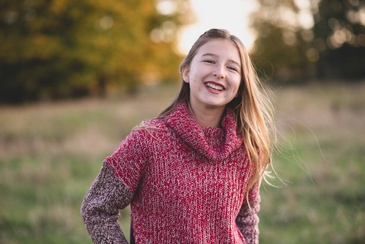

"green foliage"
[0,83,364,243]
[0,0,190,103]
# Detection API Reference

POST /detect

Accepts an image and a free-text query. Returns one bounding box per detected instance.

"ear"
[182,66,190,83]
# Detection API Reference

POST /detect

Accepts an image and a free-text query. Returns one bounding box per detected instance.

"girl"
[81,28,275,244]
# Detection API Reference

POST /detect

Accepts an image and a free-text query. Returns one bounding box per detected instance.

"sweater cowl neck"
[163,102,243,161]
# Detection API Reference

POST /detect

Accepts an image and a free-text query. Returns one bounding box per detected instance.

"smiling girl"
[81,28,275,244]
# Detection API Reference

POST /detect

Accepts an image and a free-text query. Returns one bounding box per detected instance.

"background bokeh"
[0,0,364,243]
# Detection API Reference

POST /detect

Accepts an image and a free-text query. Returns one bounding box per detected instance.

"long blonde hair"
[159,29,275,194]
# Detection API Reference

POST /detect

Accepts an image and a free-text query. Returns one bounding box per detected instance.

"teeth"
[206,83,223,91]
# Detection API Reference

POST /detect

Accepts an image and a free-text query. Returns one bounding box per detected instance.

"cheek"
[232,77,241,92]
[184,68,199,84]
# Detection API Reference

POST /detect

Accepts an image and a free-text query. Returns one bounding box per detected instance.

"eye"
[203,59,215,64]
[227,65,239,72]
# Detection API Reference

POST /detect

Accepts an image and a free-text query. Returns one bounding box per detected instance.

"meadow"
[0,82,364,243]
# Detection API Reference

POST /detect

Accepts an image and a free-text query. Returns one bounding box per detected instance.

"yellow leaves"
[0,0,191,102]
[49,0,70,14]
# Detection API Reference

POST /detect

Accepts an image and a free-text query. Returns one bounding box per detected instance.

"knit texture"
[81,102,260,244]
[81,162,132,244]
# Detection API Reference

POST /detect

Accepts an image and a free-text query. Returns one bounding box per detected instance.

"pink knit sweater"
[81,102,260,244]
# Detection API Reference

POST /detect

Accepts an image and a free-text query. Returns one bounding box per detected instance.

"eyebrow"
[201,53,241,67]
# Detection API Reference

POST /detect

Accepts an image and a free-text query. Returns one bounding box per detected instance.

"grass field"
[0,82,364,243]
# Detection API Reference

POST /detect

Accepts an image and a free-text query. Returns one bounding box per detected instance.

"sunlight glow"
[178,0,258,55]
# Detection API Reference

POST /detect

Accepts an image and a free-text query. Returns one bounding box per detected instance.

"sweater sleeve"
[81,161,133,243]
[236,182,261,244]
[105,127,150,193]
[81,128,149,243]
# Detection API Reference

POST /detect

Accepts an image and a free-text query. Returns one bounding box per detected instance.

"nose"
[212,65,225,79]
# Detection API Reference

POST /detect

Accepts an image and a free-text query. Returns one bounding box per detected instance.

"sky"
[176,0,314,55]
[177,0,258,54]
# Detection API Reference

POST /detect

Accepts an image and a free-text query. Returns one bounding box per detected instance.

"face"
[182,39,242,112]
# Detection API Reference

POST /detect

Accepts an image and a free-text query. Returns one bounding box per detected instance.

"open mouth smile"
[205,82,225,91]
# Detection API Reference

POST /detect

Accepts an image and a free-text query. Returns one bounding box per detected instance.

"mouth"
[205,82,225,91]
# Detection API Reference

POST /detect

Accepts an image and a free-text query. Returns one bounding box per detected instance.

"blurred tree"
[312,0,365,80]
[249,0,312,82]
[250,0,365,82]
[0,0,193,103]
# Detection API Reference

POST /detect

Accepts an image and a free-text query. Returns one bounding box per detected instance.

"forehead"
[196,39,241,64]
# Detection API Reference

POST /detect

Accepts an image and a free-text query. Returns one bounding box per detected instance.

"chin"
[204,102,226,109]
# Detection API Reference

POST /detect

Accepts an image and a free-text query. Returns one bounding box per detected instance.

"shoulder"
[135,117,165,129]
[133,117,167,132]
[107,119,167,162]
[129,117,169,140]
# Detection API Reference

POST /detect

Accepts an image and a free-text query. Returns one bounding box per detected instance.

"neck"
[188,102,225,128]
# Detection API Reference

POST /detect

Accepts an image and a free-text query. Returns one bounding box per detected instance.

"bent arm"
[81,161,133,244]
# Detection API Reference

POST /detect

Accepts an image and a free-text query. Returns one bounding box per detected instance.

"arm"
[236,183,261,244]
[81,161,133,244]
